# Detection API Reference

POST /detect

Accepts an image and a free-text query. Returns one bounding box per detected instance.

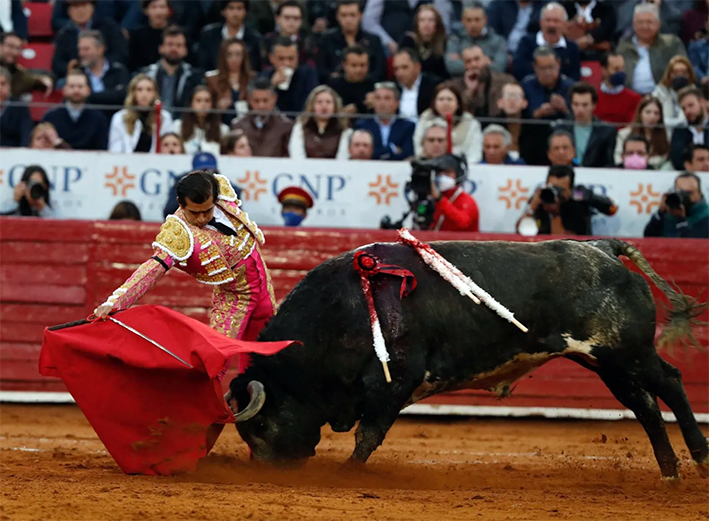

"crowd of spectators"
[0,0,707,236]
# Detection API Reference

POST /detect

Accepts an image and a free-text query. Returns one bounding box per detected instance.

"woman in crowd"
[109,201,142,221]
[614,96,672,170]
[413,82,482,164]
[399,5,449,80]
[288,85,352,159]
[172,85,229,156]
[28,123,71,150]
[205,38,252,126]
[109,74,173,153]
[221,129,252,156]
[159,132,185,154]
[652,56,697,133]
[0,165,56,217]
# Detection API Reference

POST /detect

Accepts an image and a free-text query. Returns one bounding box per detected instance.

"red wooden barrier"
[1,218,707,415]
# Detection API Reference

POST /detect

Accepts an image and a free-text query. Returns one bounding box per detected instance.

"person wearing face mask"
[644,172,709,238]
[277,186,314,227]
[652,56,697,132]
[620,134,653,169]
[595,51,642,125]
[429,154,480,232]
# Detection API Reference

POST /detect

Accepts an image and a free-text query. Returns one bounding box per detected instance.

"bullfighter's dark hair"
[547,165,575,188]
[177,170,219,207]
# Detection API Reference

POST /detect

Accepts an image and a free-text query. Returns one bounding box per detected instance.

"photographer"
[643,172,709,239]
[429,154,480,232]
[0,166,56,218]
[518,165,617,236]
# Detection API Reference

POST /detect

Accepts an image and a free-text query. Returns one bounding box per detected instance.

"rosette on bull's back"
[95,171,276,359]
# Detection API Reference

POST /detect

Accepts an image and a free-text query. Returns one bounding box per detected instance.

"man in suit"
[671,86,708,170]
[513,1,581,82]
[486,0,547,56]
[77,30,130,117]
[355,81,415,161]
[259,36,318,114]
[0,67,33,147]
[553,82,616,167]
[392,48,439,123]
[198,0,262,72]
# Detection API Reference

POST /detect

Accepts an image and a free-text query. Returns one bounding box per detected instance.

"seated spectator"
[0,0,27,39]
[260,37,318,114]
[220,129,252,156]
[652,56,697,132]
[109,201,142,221]
[595,51,642,125]
[521,46,574,165]
[617,3,687,96]
[52,0,128,81]
[496,82,531,159]
[487,0,546,57]
[0,32,53,98]
[109,74,173,153]
[454,45,516,121]
[553,82,616,167]
[445,2,507,76]
[231,78,293,157]
[689,23,708,84]
[670,86,709,169]
[481,124,525,165]
[327,45,376,117]
[288,85,352,159]
[680,0,709,46]
[393,48,440,122]
[52,0,143,33]
[141,25,204,111]
[277,186,314,227]
[0,67,32,147]
[615,0,693,42]
[401,4,449,80]
[29,123,72,150]
[0,166,56,218]
[206,38,252,126]
[262,1,318,71]
[684,143,709,172]
[547,129,577,166]
[173,85,229,156]
[513,2,581,82]
[518,164,617,236]
[355,82,415,160]
[42,69,108,150]
[420,118,449,159]
[413,82,483,164]
[159,131,185,154]
[199,0,262,73]
[562,0,616,61]
[319,0,386,83]
[644,172,709,238]
[128,0,171,73]
[348,129,375,160]
[619,134,653,170]
[76,30,131,116]
[614,95,672,170]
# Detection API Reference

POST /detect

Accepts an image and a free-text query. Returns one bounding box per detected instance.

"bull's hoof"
[661,475,681,487]
[695,459,709,479]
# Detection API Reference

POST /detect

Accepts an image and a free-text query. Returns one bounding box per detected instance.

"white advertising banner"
[0,149,707,237]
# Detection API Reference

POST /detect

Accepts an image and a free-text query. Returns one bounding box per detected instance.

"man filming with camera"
[517,165,617,236]
[643,172,709,239]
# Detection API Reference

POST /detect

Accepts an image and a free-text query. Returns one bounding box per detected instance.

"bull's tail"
[606,239,708,353]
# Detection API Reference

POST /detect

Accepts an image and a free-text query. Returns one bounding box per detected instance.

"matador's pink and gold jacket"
[102,174,265,311]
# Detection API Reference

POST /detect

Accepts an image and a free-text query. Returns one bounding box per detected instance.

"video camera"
[380,154,467,230]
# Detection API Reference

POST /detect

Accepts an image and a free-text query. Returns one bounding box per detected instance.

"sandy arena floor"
[0,405,707,521]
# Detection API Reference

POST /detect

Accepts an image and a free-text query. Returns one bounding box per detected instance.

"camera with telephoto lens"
[540,185,565,205]
[380,154,467,230]
[26,180,47,201]
[665,189,692,211]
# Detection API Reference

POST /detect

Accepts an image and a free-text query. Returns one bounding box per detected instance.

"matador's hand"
[94,304,114,319]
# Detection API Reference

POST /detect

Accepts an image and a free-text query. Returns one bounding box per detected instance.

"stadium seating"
[24,2,55,39]
[18,42,55,73]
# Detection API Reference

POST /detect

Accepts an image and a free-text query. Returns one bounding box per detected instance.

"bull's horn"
[232,381,266,423]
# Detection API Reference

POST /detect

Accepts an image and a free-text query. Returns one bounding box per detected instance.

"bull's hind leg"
[595,360,680,480]
[650,357,709,478]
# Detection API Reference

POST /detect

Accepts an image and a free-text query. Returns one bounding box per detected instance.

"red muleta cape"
[39,305,294,476]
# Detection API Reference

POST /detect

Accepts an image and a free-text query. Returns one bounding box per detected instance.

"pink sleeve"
[101,250,174,312]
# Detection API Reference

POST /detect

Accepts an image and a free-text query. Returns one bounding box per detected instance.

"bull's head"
[227,376,322,466]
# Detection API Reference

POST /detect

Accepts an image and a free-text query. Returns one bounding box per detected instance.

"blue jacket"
[513,33,581,82]
[689,39,708,81]
[521,74,574,118]
[355,118,415,160]
[0,99,33,147]
[480,155,526,165]
[42,105,109,151]
[486,0,546,41]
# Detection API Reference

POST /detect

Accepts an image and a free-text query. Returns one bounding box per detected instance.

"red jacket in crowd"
[431,187,480,232]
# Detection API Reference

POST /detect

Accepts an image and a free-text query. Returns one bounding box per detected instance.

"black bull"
[228,238,708,480]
